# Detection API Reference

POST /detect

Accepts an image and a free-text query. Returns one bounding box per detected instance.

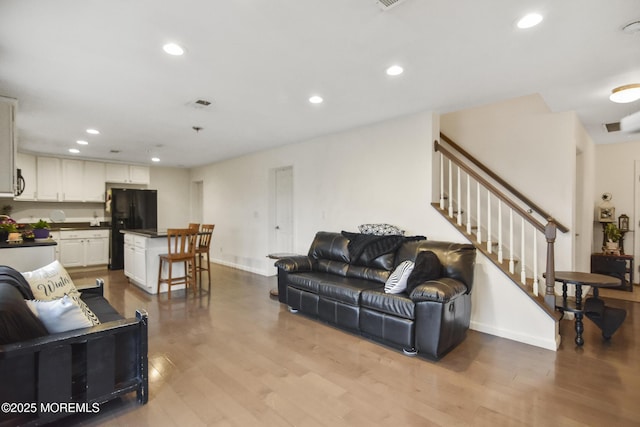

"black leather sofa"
[275,232,476,359]
[0,266,148,427]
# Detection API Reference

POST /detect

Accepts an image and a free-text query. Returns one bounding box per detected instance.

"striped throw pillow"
[384,260,415,294]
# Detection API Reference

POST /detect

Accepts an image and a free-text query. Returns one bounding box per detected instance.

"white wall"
[149,167,191,229]
[190,111,454,274]
[440,94,587,271]
[190,108,559,350]
[594,138,640,270]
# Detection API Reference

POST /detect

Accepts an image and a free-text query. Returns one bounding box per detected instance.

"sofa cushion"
[308,232,350,263]
[384,260,415,294]
[358,223,405,236]
[26,295,99,334]
[317,276,382,306]
[21,260,79,300]
[280,272,326,294]
[0,282,48,344]
[361,289,415,320]
[406,250,443,294]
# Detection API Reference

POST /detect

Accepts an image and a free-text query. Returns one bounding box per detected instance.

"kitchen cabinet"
[36,157,61,201]
[106,163,150,185]
[15,152,37,200]
[59,229,109,267]
[0,97,16,198]
[124,233,148,286]
[61,159,106,202]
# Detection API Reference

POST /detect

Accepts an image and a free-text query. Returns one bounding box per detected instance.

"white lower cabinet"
[59,229,109,267]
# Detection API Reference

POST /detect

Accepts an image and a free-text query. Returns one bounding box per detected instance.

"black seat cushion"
[287,272,327,294]
[317,276,382,305]
[0,282,48,345]
[0,265,35,299]
[361,289,415,320]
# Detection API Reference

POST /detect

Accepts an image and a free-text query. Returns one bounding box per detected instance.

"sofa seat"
[317,275,382,305]
[360,289,415,320]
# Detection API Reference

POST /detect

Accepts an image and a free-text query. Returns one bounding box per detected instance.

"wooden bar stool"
[157,228,197,299]
[188,223,200,231]
[194,224,214,294]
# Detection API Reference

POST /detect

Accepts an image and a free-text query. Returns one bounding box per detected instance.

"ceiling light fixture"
[163,43,184,56]
[309,95,323,104]
[86,128,100,135]
[610,84,640,103]
[151,157,160,162]
[76,140,89,145]
[386,65,404,76]
[69,148,80,154]
[517,13,543,29]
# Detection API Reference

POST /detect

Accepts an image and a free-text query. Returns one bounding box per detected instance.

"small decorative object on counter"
[0,215,18,242]
[32,219,50,239]
[603,222,622,255]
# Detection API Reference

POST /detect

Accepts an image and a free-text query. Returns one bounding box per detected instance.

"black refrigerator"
[108,188,158,270]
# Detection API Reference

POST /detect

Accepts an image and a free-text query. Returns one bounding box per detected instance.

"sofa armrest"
[76,278,105,297]
[274,256,313,272]
[410,278,468,303]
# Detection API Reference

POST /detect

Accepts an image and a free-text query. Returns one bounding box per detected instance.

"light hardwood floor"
[58,264,640,426]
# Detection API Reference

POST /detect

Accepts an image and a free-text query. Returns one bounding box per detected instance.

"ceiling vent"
[604,122,621,133]
[186,99,214,110]
[377,0,409,11]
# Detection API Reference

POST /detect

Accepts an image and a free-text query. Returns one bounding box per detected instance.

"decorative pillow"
[406,251,442,294]
[22,260,79,300]
[25,294,100,334]
[384,260,415,294]
[358,223,405,236]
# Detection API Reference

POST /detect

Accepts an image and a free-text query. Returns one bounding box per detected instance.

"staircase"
[434,133,570,320]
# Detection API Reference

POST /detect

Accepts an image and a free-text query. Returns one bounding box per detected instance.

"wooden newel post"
[544,219,557,309]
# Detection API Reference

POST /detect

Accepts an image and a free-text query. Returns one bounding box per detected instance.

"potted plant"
[32,219,50,239]
[604,222,622,252]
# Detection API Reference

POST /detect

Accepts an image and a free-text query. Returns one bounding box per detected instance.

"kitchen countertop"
[120,229,167,238]
[0,240,57,249]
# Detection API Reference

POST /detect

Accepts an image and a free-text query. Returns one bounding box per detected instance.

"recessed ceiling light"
[517,13,543,29]
[386,65,404,76]
[309,95,323,104]
[76,140,89,145]
[610,84,640,103]
[86,128,100,135]
[69,148,80,154]
[163,43,184,56]
[151,157,160,162]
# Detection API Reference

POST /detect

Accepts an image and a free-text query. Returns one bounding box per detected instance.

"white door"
[274,166,293,254]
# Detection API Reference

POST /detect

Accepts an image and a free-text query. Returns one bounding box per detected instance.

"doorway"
[270,166,293,255]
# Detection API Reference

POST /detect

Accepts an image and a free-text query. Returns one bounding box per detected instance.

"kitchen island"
[0,240,57,272]
[122,229,186,294]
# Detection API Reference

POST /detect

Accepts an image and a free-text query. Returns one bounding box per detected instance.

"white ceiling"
[1,0,639,168]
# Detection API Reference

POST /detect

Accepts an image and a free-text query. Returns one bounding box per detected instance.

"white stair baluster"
[509,209,515,274]
[439,154,444,210]
[466,175,471,235]
[476,183,482,244]
[487,192,492,253]
[448,159,453,218]
[498,201,503,263]
[457,167,462,226]
[521,217,526,285]
[533,225,539,296]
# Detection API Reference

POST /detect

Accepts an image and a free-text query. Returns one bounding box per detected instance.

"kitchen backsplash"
[0,199,106,224]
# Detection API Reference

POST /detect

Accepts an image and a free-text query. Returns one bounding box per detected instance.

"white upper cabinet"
[61,159,106,202]
[61,159,84,201]
[106,163,149,184]
[15,152,37,200]
[83,161,106,202]
[36,157,61,201]
[0,98,16,197]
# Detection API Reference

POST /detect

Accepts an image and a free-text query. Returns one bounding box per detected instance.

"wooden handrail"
[435,141,546,233]
[438,133,569,233]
